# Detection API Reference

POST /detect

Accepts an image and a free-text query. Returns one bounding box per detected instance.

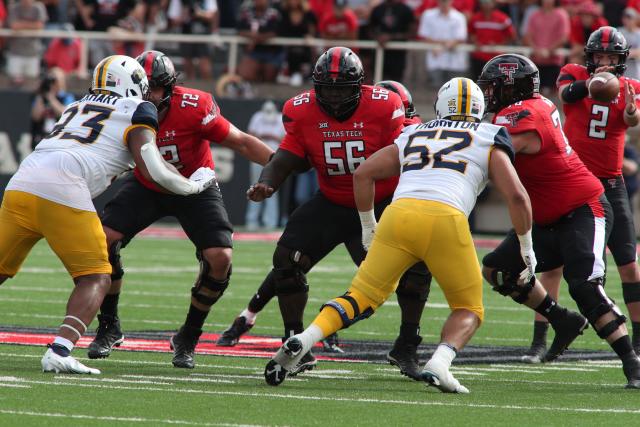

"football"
[588,72,620,103]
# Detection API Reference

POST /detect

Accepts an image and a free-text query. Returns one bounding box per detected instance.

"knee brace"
[191,250,230,306]
[396,269,432,302]
[569,278,626,339]
[320,292,374,329]
[273,246,311,296]
[487,269,534,304]
[108,240,124,281]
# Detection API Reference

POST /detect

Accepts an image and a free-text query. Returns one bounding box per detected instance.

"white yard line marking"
[488,364,598,372]
[121,375,236,383]
[55,376,174,386]
[0,383,31,388]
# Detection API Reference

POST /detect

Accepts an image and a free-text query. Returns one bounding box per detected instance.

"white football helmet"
[91,55,150,100]
[434,77,485,122]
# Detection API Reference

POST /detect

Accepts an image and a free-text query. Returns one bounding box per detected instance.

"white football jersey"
[7,93,158,211]
[393,119,514,217]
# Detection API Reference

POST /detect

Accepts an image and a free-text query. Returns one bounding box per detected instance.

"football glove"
[189,167,217,193]
[517,230,537,283]
[359,209,377,251]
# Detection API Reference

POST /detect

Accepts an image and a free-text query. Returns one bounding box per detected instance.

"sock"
[240,308,257,325]
[51,336,74,357]
[248,271,276,313]
[431,343,457,367]
[534,295,565,323]
[532,321,549,346]
[297,324,324,354]
[184,304,208,331]
[101,293,120,317]
[611,335,635,360]
[632,322,640,347]
[284,322,304,339]
[399,322,420,340]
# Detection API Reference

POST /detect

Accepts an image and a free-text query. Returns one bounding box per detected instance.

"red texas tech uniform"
[134,86,231,190]
[279,85,405,208]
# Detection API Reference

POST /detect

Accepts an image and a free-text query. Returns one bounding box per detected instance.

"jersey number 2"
[589,104,609,139]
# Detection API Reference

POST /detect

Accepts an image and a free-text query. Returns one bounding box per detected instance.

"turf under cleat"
[421,358,469,394]
[87,314,124,359]
[521,342,546,364]
[386,335,423,380]
[264,337,306,386]
[216,316,253,347]
[42,347,100,375]
[544,310,588,363]
[320,333,344,353]
[170,326,202,369]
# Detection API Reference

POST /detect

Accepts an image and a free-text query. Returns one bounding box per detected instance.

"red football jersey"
[494,95,603,225]
[557,63,640,178]
[280,85,405,208]
[405,115,422,127]
[135,86,231,191]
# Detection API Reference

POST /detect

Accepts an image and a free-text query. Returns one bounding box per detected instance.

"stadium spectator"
[0,1,6,26]
[522,0,570,95]
[245,101,285,231]
[568,1,608,64]
[30,67,75,148]
[237,0,283,83]
[318,0,358,41]
[417,0,468,88]
[602,0,627,28]
[278,0,317,87]
[43,23,86,76]
[218,0,239,28]
[414,0,477,20]
[369,0,415,82]
[468,0,516,80]
[619,7,640,81]
[167,0,218,80]
[309,0,333,21]
[6,0,48,86]
[110,2,146,58]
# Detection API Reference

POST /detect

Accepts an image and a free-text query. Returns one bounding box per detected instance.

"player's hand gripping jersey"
[494,95,603,225]
[134,86,231,191]
[557,63,640,178]
[393,119,514,215]
[7,93,158,211]
[279,85,405,208]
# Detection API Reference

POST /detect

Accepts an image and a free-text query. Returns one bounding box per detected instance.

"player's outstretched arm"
[247,148,310,202]
[623,81,640,127]
[510,130,541,155]
[128,127,213,196]
[219,124,275,166]
[353,144,401,213]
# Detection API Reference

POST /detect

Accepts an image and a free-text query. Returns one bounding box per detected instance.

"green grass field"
[1,235,639,426]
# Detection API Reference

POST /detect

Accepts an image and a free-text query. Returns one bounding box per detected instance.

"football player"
[237,47,432,379]
[263,77,534,393]
[522,26,640,363]
[478,54,640,388]
[0,55,216,374]
[217,75,430,377]
[86,51,274,369]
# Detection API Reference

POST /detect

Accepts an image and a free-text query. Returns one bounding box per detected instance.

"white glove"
[359,210,377,251]
[517,230,537,283]
[189,167,217,193]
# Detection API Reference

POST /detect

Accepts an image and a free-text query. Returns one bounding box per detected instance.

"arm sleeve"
[492,126,515,163]
[201,95,231,142]
[556,64,579,88]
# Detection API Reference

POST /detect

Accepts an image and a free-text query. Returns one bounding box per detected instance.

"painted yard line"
[54,376,174,386]
[0,383,31,388]
[121,374,237,383]
[449,367,545,374]
[5,377,640,415]
[0,410,268,427]
[488,364,598,372]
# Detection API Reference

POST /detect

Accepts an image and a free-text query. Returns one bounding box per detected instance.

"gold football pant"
[313,198,484,336]
[0,190,111,279]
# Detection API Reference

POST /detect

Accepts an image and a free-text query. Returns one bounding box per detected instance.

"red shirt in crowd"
[279,85,405,208]
[319,8,359,38]
[44,38,83,73]
[569,15,609,46]
[468,9,516,62]
[493,95,604,225]
[134,86,231,192]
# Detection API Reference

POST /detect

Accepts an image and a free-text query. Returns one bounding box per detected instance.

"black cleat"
[320,333,344,353]
[623,356,640,389]
[216,316,253,347]
[544,310,588,363]
[288,351,317,376]
[264,337,305,386]
[386,335,423,380]
[87,314,124,359]
[521,342,546,364]
[169,326,202,369]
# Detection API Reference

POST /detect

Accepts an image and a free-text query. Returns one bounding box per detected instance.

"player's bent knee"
[191,251,231,307]
[396,268,432,302]
[485,268,534,304]
[321,289,376,329]
[272,246,311,296]
[108,240,125,281]
[201,247,232,272]
[569,278,626,339]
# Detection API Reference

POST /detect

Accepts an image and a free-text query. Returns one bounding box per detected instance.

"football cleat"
[623,355,640,389]
[169,326,202,369]
[288,351,317,376]
[387,335,423,380]
[216,316,253,347]
[544,310,588,363]
[421,358,469,394]
[42,347,100,375]
[320,333,344,354]
[264,337,306,386]
[87,314,124,359]
[521,342,546,364]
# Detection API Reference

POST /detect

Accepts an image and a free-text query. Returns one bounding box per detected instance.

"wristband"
[358,210,376,228]
[517,229,533,250]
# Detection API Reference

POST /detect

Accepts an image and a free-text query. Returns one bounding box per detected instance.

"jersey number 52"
[402,130,471,173]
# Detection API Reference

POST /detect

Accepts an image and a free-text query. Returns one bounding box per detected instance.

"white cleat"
[421,358,469,394]
[264,337,306,386]
[41,348,101,375]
